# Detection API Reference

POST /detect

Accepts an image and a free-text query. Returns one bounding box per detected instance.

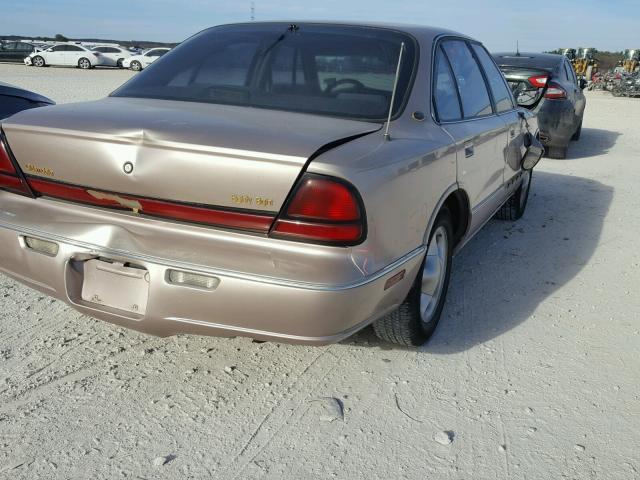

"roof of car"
[215,21,471,43]
[492,52,565,68]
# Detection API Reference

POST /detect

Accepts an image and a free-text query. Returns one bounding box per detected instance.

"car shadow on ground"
[345,170,613,353]
[563,128,620,160]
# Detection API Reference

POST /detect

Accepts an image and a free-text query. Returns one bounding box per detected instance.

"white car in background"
[122,48,170,71]
[25,44,106,69]
[91,46,132,68]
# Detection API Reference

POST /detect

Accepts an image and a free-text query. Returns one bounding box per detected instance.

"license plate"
[81,259,149,315]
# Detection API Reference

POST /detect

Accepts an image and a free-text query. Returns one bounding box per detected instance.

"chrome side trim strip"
[0,220,426,292]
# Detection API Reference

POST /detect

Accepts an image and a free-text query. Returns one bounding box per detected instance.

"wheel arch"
[423,184,470,250]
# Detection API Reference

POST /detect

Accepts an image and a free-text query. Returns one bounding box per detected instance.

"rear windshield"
[111,24,417,121]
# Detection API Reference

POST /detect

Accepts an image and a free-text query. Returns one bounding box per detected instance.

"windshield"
[112,23,417,121]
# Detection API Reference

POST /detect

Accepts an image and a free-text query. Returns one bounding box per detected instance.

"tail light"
[0,135,32,196]
[544,82,567,99]
[528,75,549,88]
[270,174,365,245]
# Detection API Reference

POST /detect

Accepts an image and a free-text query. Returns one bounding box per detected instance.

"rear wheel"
[32,55,45,67]
[116,58,124,68]
[130,61,142,71]
[373,208,453,347]
[547,146,567,159]
[495,170,532,221]
[78,57,91,69]
[571,120,583,141]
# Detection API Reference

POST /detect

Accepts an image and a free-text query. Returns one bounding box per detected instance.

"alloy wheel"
[420,225,449,324]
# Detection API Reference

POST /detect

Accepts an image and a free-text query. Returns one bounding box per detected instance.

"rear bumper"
[536,100,579,148]
[0,194,422,345]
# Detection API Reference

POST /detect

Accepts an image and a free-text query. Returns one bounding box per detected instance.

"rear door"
[471,44,527,184]
[435,39,508,231]
[1,42,23,62]
[65,45,85,65]
[45,45,66,65]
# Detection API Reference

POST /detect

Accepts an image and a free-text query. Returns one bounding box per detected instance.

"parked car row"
[23,43,171,70]
[0,22,584,348]
[1,40,170,71]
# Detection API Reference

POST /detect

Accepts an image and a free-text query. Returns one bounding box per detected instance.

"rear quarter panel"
[308,125,457,276]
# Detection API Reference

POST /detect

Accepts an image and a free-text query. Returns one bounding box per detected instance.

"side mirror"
[521,134,544,170]
[579,78,588,90]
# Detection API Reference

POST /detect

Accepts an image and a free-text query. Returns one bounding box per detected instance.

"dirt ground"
[0,64,639,479]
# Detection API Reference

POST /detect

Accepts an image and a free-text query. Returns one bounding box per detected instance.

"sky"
[2,0,640,52]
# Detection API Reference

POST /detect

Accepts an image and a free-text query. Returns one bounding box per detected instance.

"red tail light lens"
[271,174,365,245]
[528,75,549,88]
[544,82,567,99]
[286,177,359,221]
[0,138,16,174]
[0,136,32,196]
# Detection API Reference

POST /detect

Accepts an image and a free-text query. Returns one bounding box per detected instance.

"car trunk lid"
[499,67,552,110]
[2,97,380,230]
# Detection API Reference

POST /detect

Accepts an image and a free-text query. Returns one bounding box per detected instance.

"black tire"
[373,208,453,347]
[78,57,91,69]
[495,170,532,221]
[116,58,124,68]
[32,55,45,67]
[130,61,142,71]
[571,120,582,141]
[546,146,567,159]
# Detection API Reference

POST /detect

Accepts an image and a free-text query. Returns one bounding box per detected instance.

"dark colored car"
[0,41,37,63]
[493,52,586,159]
[0,82,55,120]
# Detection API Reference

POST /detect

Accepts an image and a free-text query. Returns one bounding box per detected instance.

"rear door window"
[441,40,493,118]
[470,44,514,113]
[433,46,462,122]
[564,61,576,84]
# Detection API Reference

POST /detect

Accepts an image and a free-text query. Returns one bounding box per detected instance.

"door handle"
[464,144,474,158]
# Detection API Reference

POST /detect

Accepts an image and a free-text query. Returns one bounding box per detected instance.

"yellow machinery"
[623,49,640,73]
[574,48,598,79]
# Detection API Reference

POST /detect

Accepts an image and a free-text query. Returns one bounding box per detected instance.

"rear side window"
[564,61,576,84]
[433,46,462,122]
[471,44,514,113]
[441,40,492,118]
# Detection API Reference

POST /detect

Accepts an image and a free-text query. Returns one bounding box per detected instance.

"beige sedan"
[0,22,541,346]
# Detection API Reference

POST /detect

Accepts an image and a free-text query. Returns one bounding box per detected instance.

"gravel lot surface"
[1,64,639,479]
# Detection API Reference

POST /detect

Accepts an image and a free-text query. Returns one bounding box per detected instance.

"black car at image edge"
[493,52,586,159]
[0,82,55,120]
